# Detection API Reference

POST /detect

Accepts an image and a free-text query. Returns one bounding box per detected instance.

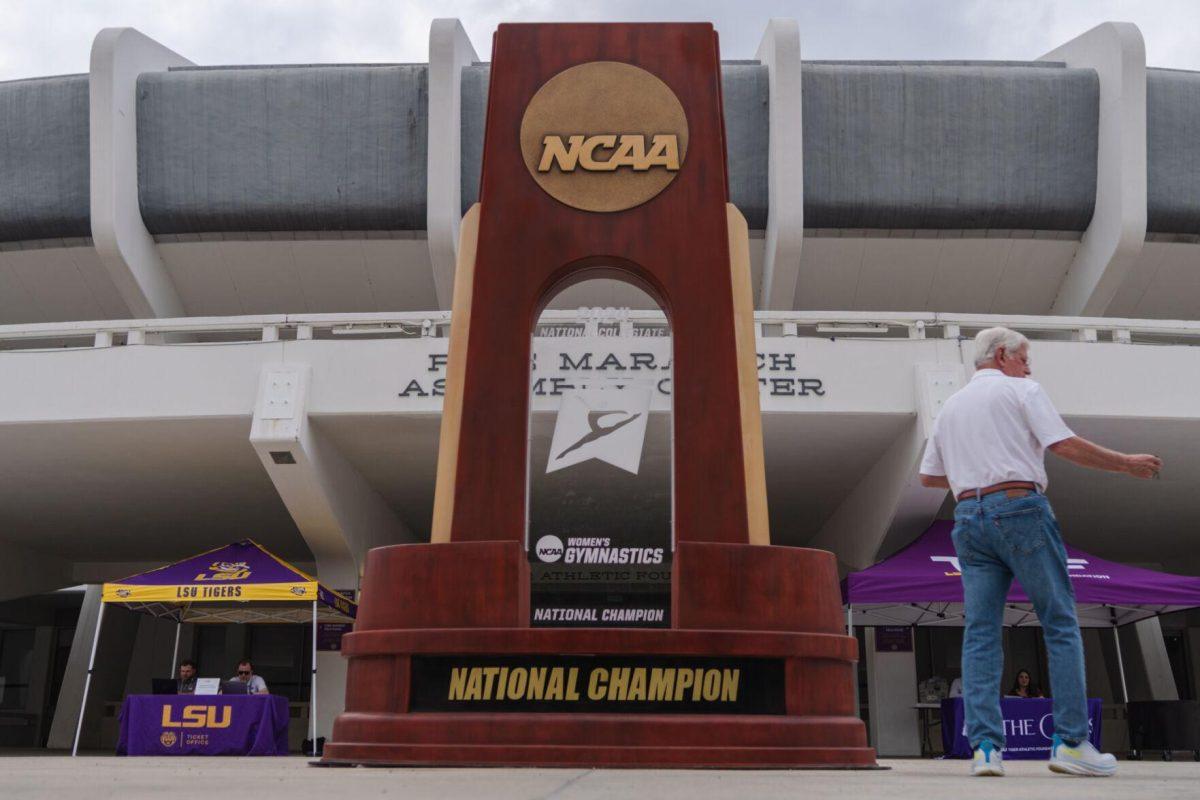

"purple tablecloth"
[117,694,289,756]
[940,696,1103,759]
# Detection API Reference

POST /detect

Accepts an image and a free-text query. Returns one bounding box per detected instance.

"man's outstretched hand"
[1049,437,1163,479]
[1125,454,1163,479]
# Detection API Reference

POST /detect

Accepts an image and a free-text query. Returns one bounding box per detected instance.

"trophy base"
[322,716,872,768]
[322,540,876,769]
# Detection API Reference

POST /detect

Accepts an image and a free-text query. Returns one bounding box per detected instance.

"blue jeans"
[951,491,1088,750]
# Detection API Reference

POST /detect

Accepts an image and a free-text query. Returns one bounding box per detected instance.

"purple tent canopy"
[842,521,1200,628]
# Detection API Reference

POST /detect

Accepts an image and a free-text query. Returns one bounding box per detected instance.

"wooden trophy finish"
[323,23,875,768]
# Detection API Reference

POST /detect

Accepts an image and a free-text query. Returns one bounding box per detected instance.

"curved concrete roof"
[137,64,428,234]
[0,74,91,241]
[0,61,1198,243]
[1147,68,1200,235]
[800,63,1098,230]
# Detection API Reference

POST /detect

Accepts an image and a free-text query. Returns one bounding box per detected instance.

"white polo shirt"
[228,674,269,694]
[919,369,1074,499]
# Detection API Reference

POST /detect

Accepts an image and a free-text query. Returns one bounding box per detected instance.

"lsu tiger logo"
[195,561,251,581]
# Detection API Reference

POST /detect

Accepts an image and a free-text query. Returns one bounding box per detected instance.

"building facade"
[0,19,1198,754]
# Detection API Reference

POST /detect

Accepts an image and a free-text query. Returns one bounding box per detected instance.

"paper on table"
[194,677,221,695]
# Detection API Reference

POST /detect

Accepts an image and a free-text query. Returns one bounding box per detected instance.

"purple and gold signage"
[117,695,289,756]
[410,655,784,714]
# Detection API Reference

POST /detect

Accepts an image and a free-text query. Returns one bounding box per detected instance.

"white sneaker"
[1048,734,1118,777]
[971,741,1005,776]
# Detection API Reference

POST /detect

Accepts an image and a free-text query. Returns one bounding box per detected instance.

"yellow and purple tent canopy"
[73,540,354,756]
[101,539,355,624]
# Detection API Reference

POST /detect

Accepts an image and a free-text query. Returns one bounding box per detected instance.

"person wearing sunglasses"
[229,659,269,695]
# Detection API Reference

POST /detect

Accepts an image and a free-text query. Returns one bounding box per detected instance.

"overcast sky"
[2,0,1198,82]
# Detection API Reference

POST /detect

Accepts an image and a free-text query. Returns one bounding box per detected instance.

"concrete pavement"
[2,756,1199,800]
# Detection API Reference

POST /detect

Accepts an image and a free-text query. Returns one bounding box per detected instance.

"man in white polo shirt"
[919,327,1161,778]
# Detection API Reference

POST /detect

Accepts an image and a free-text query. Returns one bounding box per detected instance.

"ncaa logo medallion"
[520,61,689,213]
[535,535,565,563]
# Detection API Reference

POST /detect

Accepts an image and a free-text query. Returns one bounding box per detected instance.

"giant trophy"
[323,23,875,767]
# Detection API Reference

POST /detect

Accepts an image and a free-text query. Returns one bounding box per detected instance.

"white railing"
[3,309,1200,350]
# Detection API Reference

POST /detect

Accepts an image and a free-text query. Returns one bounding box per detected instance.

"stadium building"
[0,19,1198,756]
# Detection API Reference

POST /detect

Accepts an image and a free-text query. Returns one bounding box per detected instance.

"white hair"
[974,327,1029,367]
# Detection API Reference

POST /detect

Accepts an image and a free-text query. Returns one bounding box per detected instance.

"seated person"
[1007,668,1045,698]
[177,659,198,694]
[229,659,269,694]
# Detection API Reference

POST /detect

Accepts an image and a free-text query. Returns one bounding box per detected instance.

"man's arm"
[918,425,948,489]
[1048,436,1162,478]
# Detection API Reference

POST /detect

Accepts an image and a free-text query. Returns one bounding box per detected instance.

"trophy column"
[323,22,874,768]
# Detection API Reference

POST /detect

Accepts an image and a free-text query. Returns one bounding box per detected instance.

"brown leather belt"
[956,481,1038,503]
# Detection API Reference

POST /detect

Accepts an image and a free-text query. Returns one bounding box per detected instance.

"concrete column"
[122,614,177,695]
[313,571,357,744]
[191,623,226,676]
[1187,627,1200,701]
[27,626,55,745]
[809,363,964,570]
[223,625,248,674]
[46,587,139,750]
[90,27,191,318]
[426,19,479,309]
[249,364,415,575]
[1041,23,1147,316]
[864,629,921,756]
[1131,617,1179,700]
[176,623,196,666]
[1083,628,1127,753]
[1082,628,1116,703]
[46,585,103,748]
[249,364,414,741]
[755,18,804,310]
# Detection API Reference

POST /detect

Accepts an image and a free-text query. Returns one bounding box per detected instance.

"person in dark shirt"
[177,659,198,694]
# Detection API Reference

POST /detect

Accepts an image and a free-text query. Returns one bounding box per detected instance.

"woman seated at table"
[1007,668,1045,698]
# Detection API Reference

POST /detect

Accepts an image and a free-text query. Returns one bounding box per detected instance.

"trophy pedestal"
[322,540,875,768]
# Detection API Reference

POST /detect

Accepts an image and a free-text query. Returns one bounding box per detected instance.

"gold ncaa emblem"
[520,61,689,213]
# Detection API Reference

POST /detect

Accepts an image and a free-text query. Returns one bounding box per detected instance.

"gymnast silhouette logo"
[545,387,652,475]
[555,410,642,460]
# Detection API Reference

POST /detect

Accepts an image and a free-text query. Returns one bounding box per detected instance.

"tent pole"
[847,604,860,719]
[1112,623,1129,704]
[311,600,318,754]
[170,618,181,679]
[72,601,106,757]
